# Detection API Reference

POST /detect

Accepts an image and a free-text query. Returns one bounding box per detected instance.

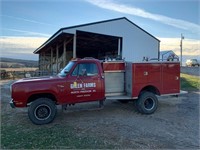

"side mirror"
[64,70,69,74]
[101,73,104,79]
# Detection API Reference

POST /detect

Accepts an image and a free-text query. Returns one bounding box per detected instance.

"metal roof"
[34,17,160,54]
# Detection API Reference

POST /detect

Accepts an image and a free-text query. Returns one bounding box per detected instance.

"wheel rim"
[144,98,155,110]
[34,104,51,121]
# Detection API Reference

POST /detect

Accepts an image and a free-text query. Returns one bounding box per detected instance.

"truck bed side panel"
[131,62,180,98]
[132,63,161,97]
[162,63,180,94]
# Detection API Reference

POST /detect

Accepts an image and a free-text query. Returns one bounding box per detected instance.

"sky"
[0,0,199,64]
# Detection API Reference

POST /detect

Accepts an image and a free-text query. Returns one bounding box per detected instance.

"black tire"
[136,91,158,114]
[118,100,129,104]
[28,98,57,125]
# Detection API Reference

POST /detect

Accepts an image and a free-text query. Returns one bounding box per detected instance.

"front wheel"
[28,98,57,125]
[136,91,158,114]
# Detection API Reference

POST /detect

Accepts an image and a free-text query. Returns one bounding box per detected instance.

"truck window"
[72,63,98,77]
[59,61,75,77]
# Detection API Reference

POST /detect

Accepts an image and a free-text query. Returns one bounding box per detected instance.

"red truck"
[10,58,181,125]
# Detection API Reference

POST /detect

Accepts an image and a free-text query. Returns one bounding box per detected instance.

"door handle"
[144,71,148,76]
[57,85,64,88]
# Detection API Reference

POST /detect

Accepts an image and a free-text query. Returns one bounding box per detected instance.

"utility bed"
[103,61,180,99]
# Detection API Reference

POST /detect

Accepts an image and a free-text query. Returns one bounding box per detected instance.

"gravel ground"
[1,80,199,149]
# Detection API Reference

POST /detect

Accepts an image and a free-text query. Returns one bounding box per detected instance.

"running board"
[106,95,137,100]
[159,90,188,97]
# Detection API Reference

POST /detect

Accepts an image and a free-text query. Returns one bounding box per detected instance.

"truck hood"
[14,76,62,84]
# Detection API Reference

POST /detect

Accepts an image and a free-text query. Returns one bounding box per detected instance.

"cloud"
[0,36,48,49]
[85,0,200,33]
[2,28,51,37]
[159,37,200,56]
[1,35,198,61]
[0,36,48,60]
[1,15,58,27]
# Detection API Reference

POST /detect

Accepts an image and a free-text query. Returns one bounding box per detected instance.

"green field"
[181,73,200,91]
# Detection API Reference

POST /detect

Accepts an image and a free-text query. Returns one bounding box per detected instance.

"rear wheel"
[136,91,158,114]
[28,98,57,125]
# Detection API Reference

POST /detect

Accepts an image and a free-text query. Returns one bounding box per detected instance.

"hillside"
[0,57,38,68]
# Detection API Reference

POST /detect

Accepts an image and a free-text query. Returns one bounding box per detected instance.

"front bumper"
[10,99,16,108]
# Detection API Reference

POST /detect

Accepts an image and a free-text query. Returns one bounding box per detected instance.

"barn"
[34,17,160,75]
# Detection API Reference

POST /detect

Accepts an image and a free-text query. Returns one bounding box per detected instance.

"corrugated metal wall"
[63,19,159,62]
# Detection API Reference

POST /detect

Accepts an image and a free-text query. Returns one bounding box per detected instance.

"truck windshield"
[58,61,75,77]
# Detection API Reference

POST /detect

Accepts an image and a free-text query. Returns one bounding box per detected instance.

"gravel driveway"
[1,80,199,149]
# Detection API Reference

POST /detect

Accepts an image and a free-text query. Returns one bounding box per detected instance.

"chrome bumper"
[10,99,16,108]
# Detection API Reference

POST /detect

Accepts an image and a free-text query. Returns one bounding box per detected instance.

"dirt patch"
[1,80,199,149]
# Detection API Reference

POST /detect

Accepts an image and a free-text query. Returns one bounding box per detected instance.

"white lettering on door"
[70,82,96,89]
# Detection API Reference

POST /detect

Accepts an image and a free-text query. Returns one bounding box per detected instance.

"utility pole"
[180,34,184,66]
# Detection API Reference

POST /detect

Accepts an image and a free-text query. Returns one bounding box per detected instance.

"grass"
[1,119,111,149]
[181,73,200,91]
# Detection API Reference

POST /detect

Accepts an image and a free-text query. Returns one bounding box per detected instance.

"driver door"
[66,62,104,103]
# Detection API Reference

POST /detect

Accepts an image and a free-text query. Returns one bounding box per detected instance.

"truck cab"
[58,58,105,104]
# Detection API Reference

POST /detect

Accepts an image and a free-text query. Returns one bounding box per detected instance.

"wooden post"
[63,40,66,67]
[56,45,59,73]
[40,53,43,75]
[41,52,44,74]
[39,53,41,71]
[43,51,46,75]
[50,47,53,74]
[73,34,76,58]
